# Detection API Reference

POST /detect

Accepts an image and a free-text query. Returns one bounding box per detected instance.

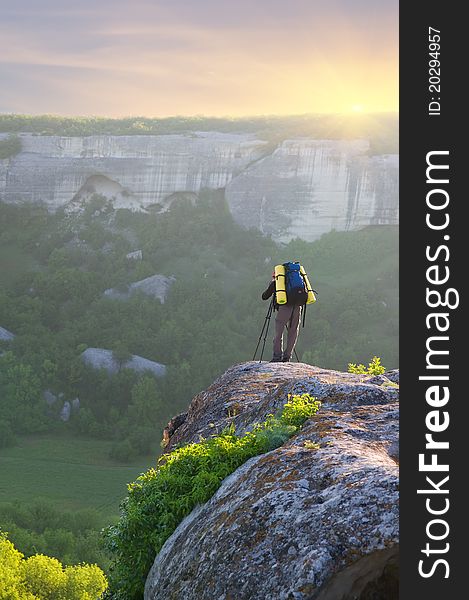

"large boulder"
[145,361,399,600]
[103,273,175,303]
[80,347,166,377]
[0,326,15,341]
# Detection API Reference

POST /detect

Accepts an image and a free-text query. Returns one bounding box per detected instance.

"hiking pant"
[273,305,302,359]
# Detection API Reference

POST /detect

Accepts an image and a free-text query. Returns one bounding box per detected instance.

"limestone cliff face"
[147,361,399,600]
[0,132,398,242]
[0,132,267,211]
[226,139,399,242]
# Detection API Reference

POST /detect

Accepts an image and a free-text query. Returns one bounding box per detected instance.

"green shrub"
[61,563,108,600]
[0,503,109,570]
[0,533,31,600]
[109,439,136,463]
[0,135,22,159]
[0,420,16,448]
[104,393,321,599]
[22,554,66,599]
[281,393,321,428]
[0,533,107,599]
[348,355,386,375]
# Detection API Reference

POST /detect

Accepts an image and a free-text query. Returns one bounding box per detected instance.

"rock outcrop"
[225,139,399,242]
[0,326,15,341]
[126,249,143,261]
[80,347,166,377]
[0,132,267,210]
[0,133,398,242]
[103,273,175,303]
[145,361,399,600]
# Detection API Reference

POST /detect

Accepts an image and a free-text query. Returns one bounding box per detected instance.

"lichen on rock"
[145,361,399,600]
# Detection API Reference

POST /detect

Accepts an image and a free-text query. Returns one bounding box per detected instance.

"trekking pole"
[252,296,274,362]
[259,300,274,363]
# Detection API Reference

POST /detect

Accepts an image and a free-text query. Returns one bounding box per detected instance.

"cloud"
[0,0,398,116]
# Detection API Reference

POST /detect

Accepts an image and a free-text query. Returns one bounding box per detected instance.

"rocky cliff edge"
[146,361,399,600]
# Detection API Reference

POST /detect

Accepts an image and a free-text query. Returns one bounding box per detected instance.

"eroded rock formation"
[0,133,398,241]
[225,139,399,242]
[103,273,175,303]
[80,347,166,377]
[0,326,15,341]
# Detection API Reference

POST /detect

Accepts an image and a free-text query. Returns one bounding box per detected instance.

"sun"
[351,104,364,113]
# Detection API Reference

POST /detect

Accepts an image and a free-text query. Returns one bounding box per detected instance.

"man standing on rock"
[261,270,303,363]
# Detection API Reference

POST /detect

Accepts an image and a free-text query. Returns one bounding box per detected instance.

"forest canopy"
[0,193,398,456]
[0,113,398,154]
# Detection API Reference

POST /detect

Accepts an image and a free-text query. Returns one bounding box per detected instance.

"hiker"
[262,267,303,363]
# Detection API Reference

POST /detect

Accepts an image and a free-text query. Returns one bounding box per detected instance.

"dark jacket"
[262,280,276,301]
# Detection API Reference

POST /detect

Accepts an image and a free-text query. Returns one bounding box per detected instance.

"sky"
[0,0,398,118]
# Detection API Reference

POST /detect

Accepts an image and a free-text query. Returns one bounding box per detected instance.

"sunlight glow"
[0,3,398,118]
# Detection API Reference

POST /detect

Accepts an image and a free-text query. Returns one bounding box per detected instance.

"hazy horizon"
[0,0,398,117]
[0,110,399,119]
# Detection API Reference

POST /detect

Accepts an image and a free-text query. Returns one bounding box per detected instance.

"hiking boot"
[270,354,282,362]
[282,355,291,362]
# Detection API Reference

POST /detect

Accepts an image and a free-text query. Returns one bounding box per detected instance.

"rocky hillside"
[0,133,398,242]
[146,361,399,600]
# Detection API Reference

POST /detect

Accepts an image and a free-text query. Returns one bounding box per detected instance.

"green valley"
[0,192,398,574]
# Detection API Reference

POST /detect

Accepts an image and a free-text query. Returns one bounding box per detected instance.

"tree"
[0,134,22,159]
[109,438,135,463]
[129,376,164,425]
[0,420,16,448]
[110,342,132,371]
[0,533,108,600]
[22,555,66,599]
[0,352,45,434]
[62,564,108,600]
[40,359,58,388]
[0,533,33,600]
